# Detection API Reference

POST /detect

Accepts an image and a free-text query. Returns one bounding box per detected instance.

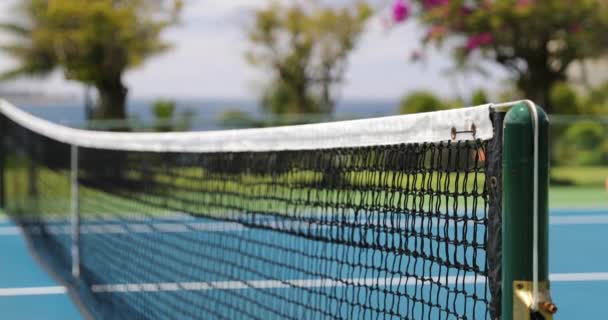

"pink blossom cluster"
[392,0,410,23]
[465,32,493,51]
[423,0,449,8]
[391,0,494,53]
[391,0,450,25]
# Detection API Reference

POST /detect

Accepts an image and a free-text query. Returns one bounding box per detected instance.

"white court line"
[0,286,66,296]
[0,226,20,236]
[549,215,608,225]
[2,272,608,297]
[91,272,608,294]
[92,275,481,293]
[549,272,608,282]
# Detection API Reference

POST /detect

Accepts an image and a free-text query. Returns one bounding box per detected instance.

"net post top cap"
[501,102,549,126]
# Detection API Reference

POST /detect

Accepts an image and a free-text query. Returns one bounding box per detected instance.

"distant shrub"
[471,89,489,106]
[218,110,258,128]
[584,80,608,115]
[550,82,581,115]
[398,91,443,114]
[153,100,175,119]
[555,121,607,166]
[152,99,176,131]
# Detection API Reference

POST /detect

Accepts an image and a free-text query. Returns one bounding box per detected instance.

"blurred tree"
[151,99,194,132]
[0,0,182,119]
[555,121,607,166]
[261,80,311,115]
[246,2,372,115]
[549,82,581,115]
[391,0,608,113]
[549,79,608,115]
[471,89,489,105]
[585,80,608,114]
[398,90,442,114]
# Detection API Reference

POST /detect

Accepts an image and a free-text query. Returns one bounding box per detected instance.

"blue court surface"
[1,208,607,319]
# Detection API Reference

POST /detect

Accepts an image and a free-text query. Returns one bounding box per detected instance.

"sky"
[0,0,509,102]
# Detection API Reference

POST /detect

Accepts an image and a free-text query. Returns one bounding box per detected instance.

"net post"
[71,144,80,279]
[502,101,555,319]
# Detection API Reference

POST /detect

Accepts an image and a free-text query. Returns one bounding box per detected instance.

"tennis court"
[2,207,608,319]
[0,100,606,319]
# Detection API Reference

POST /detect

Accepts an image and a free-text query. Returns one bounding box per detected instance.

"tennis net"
[0,100,543,319]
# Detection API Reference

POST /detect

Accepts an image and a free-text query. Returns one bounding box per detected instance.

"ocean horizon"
[16,98,402,130]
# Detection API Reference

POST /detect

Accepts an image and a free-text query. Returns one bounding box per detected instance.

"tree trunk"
[516,53,565,114]
[93,80,128,120]
[517,71,563,114]
[319,78,333,114]
[319,66,334,114]
[290,79,314,114]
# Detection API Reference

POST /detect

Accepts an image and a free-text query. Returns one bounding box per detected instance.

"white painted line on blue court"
[91,272,608,294]
[0,286,66,296]
[91,275,483,293]
[551,208,608,214]
[0,226,20,236]
[2,272,608,297]
[549,273,608,282]
[550,215,608,225]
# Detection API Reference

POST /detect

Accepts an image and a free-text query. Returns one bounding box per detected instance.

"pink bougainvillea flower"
[465,32,493,51]
[516,0,534,8]
[392,0,410,23]
[423,0,449,9]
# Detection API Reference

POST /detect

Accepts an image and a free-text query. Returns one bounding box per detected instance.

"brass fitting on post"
[513,281,557,319]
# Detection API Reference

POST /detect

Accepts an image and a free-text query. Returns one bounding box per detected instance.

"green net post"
[502,102,555,319]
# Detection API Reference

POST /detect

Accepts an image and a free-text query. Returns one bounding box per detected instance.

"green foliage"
[404,0,608,113]
[471,89,488,105]
[261,80,320,115]
[549,80,608,115]
[247,2,371,115]
[506,79,606,116]
[565,122,605,149]
[584,80,608,115]
[153,99,176,120]
[0,0,182,118]
[550,82,581,114]
[151,99,193,132]
[152,99,175,132]
[218,110,259,129]
[398,91,442,114]
[555,121,608,166]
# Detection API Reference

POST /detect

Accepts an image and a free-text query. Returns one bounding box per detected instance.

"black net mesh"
[0,111,503,320]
